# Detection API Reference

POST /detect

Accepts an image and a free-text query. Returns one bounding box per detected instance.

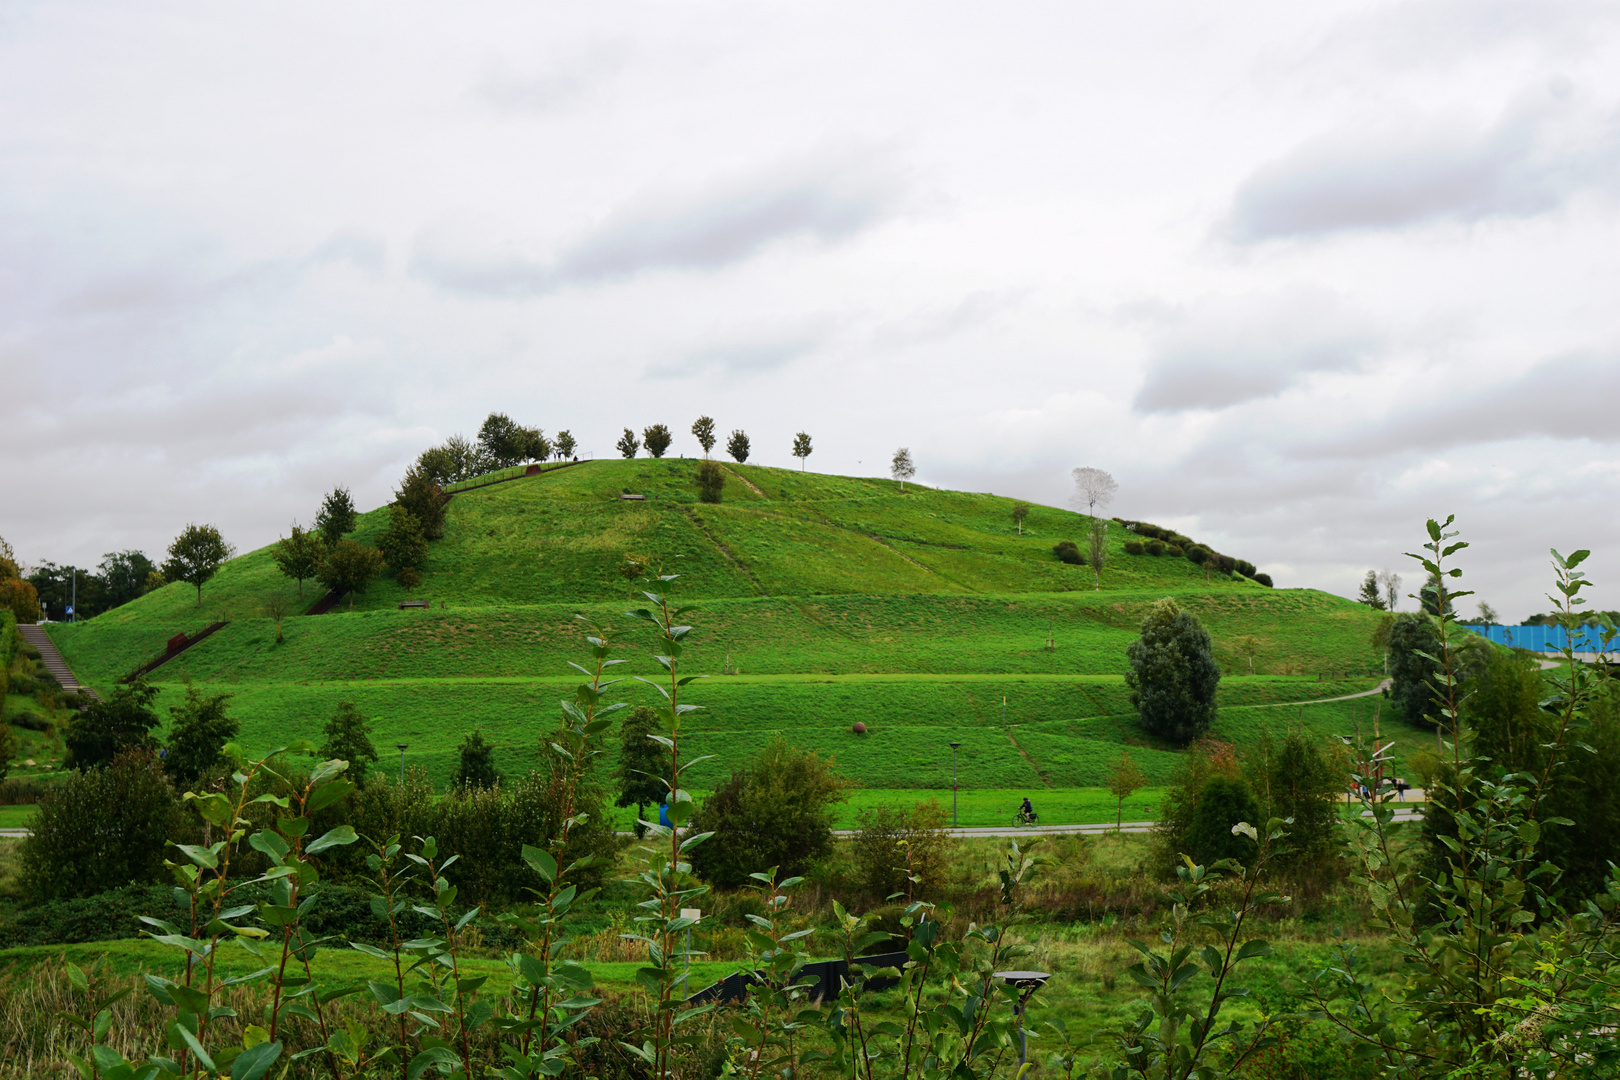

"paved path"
[17,624,100,701]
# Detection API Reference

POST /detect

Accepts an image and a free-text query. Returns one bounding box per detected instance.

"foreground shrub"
[689,736,845,888]
[19,749,188,901]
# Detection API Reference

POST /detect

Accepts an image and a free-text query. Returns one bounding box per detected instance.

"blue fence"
[1461,624,1613,653]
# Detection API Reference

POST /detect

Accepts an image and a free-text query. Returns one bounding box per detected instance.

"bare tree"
[1378,568,1402,612]
[891,447,916,491]
[1087,518,1108,590]
[1070,466,1118,520]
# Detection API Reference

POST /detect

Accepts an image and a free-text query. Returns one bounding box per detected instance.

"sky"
[3,0,1619,621]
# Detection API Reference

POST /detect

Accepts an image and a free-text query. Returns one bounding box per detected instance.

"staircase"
[17,624,102,702]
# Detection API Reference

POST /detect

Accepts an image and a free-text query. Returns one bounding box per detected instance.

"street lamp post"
[396,743,408,783]
[949,742,962,828]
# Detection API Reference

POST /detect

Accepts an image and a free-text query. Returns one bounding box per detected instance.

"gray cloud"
[409,145,905,296]
[1129,287,1382,413]
[1225,86,1619,242]
[645,317,838,379]
[474,42,630,111]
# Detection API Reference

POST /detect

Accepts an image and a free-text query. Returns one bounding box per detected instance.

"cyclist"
[1019,796,1036,825]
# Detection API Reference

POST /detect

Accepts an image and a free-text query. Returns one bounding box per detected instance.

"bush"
[0,776,50,804]
[8,710,48,732]
[452,728,500,790]
[1183,777,1264,867]
[63,679,161,770]
[1146,539,1166,556]
[19,749,190,902]
[849,800,952,900]
[1387,614,1443,725]
[689,737,846,888]
[1124,541,1145,555]
[9,673,36,696]
[1053,540,1084,565]
[696,460,725,504]
[1253,572,1273,587]
[1185,546,1210,565]
[1125,597,1220,743]
[1165,544,1183,557]
[1251,726,1345,887]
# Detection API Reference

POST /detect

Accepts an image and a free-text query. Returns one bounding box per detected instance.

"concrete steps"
[17,624,101,702]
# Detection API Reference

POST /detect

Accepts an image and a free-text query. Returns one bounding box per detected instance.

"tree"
[1087,518,1108,590]
[442,433,483,479]
[850,801,952,899]
[1011,501,1030,535]
[554,430,576,460]
[1476,600,1499,626]
[320,701,379,783]
[1356,571,1386,609]
[452,729,501,790]
[263,592,290,642]
[478,412,528,468]
[0,536,16,580]
[691,416,716,458]
[1252,725,1343,879]
[618,553,649,600]
[616,428,640,458]
[143,569,166,595]
[164,685,239,783]
[695,460,725,504]
[1387,613,1443,725]
[378,505,428,577]
[64,679,161,770]
[272,523,323,598]
[1107,751,1148,829]
[791,431,812,470]
[688,736,846,888]
[891,447,915,491]
[726,429,750,463]
[0,721,15,782]
[0,576,39,623]
[1182,776,1264,867]
[613,706,669,838]
[414,444,459,487]
[163,524,235,607]
[642,424,673,458]
[1125,597,1220,743]
[1070,466,1119,519]
[394,463,447,540]
[523,428,552,463]
[1378,568,1401,612]
[317,539,384,610]
[98,550,156,610]
[1234,633,1261,676]
[315,487,358,546]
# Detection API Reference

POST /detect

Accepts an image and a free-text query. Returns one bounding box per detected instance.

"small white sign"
[680,908,702,921]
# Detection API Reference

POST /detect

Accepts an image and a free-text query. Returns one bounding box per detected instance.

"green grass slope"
[41,460,1396,790]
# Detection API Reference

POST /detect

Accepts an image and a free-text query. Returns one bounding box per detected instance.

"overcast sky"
[4,0,1619,620]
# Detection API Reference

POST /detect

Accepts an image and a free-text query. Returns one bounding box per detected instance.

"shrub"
[1182,777,1264,867]
[19,749,189,901]
[0,776,50,804]
[1124,540,1145,555]
[1387,614,1443,725]
[1146,539,1166,556]
[452,728,500,790]
[1250,726,1345,887]
[849,800,952,900]
[1165,544,1183,557]
[1254,572,1273,587]
[1125,597,1220,743]
[1053,540,1084,565]
[163,685,240,783]
[696,460,725,504]
[1152,739,1241,876]
[1185,545,1210,565]
[9,673,37,696]
[63,679,160,770]
[689,737,846,888]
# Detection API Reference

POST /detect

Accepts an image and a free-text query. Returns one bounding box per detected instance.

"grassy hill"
[38,459,1406,795]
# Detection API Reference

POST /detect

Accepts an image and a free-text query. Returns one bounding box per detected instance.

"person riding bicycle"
[1020,796,1036,824]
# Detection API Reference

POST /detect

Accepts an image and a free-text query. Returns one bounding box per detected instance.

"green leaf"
[304,825,358,856]
[66,961,89,992]
[1235,939,1272,962]
[230,1040,282,1080]
[522,845,558,884]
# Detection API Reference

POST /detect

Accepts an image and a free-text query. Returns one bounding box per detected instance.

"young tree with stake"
[726,429,750,463]
[1011,501,1030,535]
[691,416,716,458]
[791,431,812,470]
[616,428,640,458]
[891,447,915,491]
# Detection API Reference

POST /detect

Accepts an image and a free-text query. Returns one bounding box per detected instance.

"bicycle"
[1010,808,1039,827]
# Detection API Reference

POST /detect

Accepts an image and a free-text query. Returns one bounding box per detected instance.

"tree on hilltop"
[554,430,576,460]
[617,428,641,459]
[164,524,235,606]
[1357,571,1386,609]
[1070,466,1118,520]
[642,424,673,458]
[691,416,717,458]
[1125,597,1220,743]
[315,487,358,546]
[523,428,552,463]
[273,523,322,598]
[791,431,813,471]
[726,429,750,463]
[478,412,528,469]
[891,447,915,491]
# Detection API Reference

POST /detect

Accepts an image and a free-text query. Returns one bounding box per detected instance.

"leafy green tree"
[688,736,846,888]
[163,524,235,606]
[616,428,640,458]
[554,429,576,459]
[523,427,552,463]
[272,523,322,598]
[691,416,716,457]
[415,443,459,486]
[1125,597,1220,743]
[63,678,161,770]
[164,685,240,783]
[19,748,185,900]
[1356,570,1386,609]
[1011,501,1030,535]
[1252,725,1343,879]
[791,431,812,470]
[0,576,39,623]
[478,412,528,468]
[1182,776,1263,867]
[695,460,725,504]
[315,486,358,546]
[1387,613,1442,725]
[726,429,750,463]
[613,706,669,838]
[394,463,447,540]
[451,728,500,790]
[378,506,428,576]
[317,540,384,610]
[1107,751,1148,829]
[641,424,672,458]
[320,701,378,783]
[891,446,915,490]
[97,550,156,610]
[0,536,16,580]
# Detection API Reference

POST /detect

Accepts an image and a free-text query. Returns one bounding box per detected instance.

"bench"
[398,600,429,610]
[619,493,646,500]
